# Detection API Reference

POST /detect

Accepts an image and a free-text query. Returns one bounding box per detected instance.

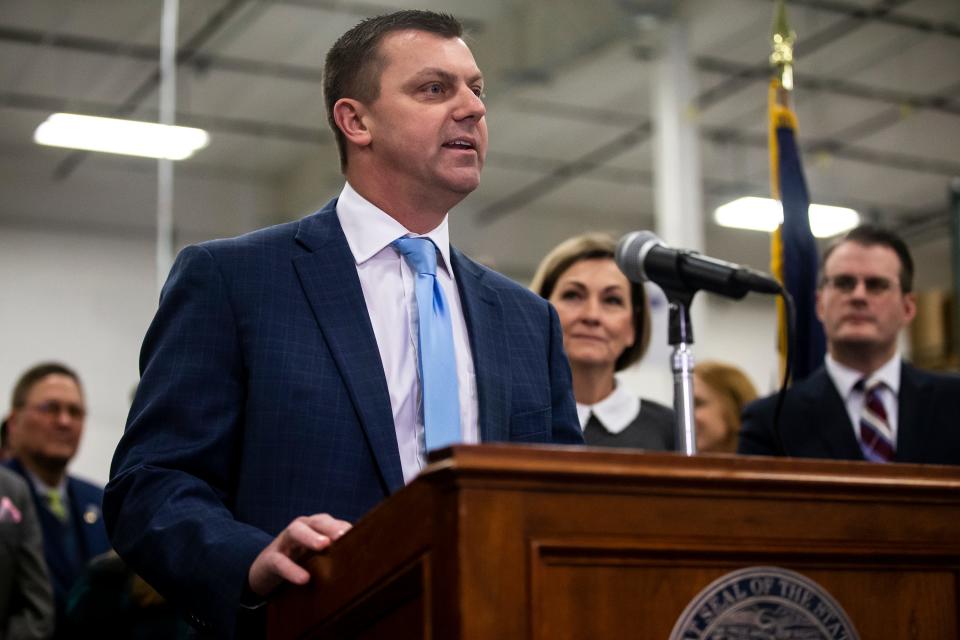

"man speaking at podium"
[104,10,581,638]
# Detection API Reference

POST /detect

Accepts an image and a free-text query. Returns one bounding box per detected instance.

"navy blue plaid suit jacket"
[103,198,582,637]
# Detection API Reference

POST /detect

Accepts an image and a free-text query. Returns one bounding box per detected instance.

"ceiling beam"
[474,122,653,224]
[760,0,960,40]
[272,0,486,32]
[0,24,326,82]
[2,91,642,186]
[3,0,953,219]
[470,0,959,223]
[697,57,960,117]
[51,0,255,181]
[701,124,960,177]
[1,91,329,144]
[472,115,960,226]
[697,0,914,109]
[3,19,956,117]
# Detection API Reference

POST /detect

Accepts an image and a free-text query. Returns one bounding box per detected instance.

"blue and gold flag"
[770,78,825,381]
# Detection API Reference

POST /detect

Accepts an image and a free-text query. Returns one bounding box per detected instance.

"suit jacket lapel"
[802,369,864,459]
[292,199,404,493]
[66,479,102,557]
[451,248,511,443]
[894,363,928,462]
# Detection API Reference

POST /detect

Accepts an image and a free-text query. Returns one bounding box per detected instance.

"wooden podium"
[267,445,960,639]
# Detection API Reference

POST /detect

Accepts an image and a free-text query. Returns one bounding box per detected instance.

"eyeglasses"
[26,401,86,421]
[821,274,897,295]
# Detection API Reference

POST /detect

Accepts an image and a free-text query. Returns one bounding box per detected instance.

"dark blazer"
[0,465,54,640]
[103,199,582,638]
[5,458,110,633]
[738,363,960,465]
[584,398,676,451]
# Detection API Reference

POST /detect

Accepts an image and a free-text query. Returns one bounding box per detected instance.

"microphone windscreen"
[616,230,661,283]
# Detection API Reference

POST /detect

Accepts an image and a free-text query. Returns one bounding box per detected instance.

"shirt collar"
[824,351,901,397]
[576,381,641,435]
[336,182,453,275]
[22,467,67,498]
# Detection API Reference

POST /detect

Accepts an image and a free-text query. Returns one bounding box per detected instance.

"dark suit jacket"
[583,397,676,451]
[0,465,54,640]
[738,363,960,465]
[5,458,111,633]
[103,199,582,638]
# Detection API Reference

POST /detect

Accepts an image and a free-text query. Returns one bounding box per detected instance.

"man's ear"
[333,98,372,148]
[902,291,918,325]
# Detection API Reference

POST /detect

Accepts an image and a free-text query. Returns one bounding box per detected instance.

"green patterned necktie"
[46,489,68,521]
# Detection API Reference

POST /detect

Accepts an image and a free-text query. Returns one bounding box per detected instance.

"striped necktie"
[857,379,895,463]
[393,237,461,452]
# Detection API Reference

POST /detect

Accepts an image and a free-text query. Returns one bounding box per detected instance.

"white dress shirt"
[575,381,641,434]
[824,352,901,445]
[336,182,479,484]
[23,468,69,514]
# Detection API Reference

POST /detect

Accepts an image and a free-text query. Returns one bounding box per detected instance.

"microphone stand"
[665,290,697,455]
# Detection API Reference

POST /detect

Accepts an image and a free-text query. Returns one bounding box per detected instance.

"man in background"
[739,225,960,464]
[4,362,111,636]
[105,9,581,638]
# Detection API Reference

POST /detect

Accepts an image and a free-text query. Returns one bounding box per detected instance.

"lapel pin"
[84,505,100,525]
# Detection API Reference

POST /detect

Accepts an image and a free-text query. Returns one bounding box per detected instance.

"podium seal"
[669,566,859,640]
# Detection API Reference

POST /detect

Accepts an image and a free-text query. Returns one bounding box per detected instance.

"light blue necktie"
[393,237,461,451]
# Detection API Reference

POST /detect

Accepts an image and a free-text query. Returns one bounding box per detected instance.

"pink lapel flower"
[0,495,23,523]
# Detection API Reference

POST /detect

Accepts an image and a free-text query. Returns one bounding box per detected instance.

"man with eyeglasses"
[739,224,960,465]
[4,362,111,635]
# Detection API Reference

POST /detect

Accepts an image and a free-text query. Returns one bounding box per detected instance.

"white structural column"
[157,0,179,297]
[650,17,706,456]
[652,19,704,253]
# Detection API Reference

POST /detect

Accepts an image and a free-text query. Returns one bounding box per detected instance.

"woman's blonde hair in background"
[695,360,759,448]
[530,232,651,371]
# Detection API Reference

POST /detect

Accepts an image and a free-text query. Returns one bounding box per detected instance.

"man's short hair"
[322,10,464,171]
[820,224,914,293]
[10,362,82,410]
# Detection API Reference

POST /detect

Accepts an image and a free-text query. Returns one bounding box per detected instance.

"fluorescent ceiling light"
[34,113,209,160]
[714,196,859,238]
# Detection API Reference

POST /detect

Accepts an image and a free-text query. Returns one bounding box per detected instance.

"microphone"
[615,231,782,300]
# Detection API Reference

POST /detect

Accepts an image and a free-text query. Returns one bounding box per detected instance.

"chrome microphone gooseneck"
[667,292,697,455]
[615,230,783,457]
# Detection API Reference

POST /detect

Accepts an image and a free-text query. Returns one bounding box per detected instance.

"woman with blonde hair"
[693,360,758,453]
[531,233,675,450]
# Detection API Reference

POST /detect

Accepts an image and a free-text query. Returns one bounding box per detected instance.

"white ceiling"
[2,0,959,284]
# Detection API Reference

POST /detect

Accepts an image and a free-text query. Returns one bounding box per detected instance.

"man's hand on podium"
[247,513,352,597]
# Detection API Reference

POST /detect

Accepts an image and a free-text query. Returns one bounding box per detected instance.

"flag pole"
[770,0,796,379]
[768,0,827,383]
